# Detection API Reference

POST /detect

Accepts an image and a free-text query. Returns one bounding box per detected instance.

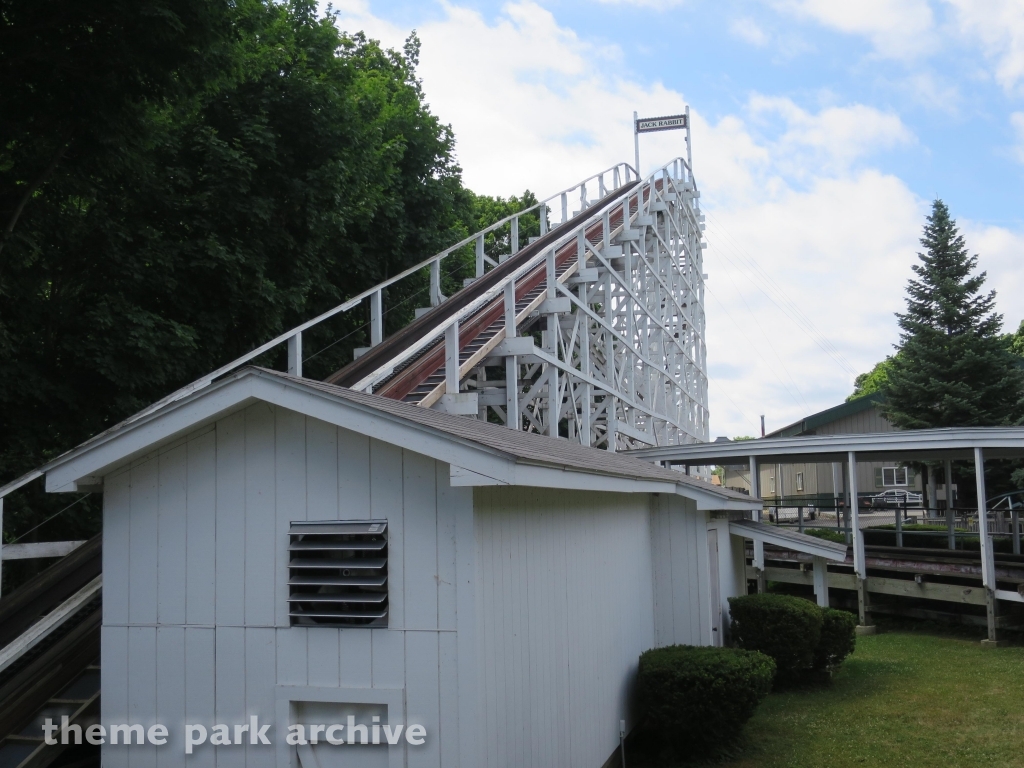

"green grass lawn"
[719,628,1024,768]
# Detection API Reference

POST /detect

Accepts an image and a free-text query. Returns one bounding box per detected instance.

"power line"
[701,205,860,377]
[704,282,810,413]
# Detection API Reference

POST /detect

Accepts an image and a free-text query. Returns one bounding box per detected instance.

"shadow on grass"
[624,653,906,768]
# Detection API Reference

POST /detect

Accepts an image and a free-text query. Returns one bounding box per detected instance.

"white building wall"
[471,488,713,768]
[100,402,718,768]
[101,403,476,768]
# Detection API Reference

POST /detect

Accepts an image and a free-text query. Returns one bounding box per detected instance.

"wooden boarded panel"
[438,631,460,768]
[158,444,188,626]
[129,457,160,625]
[306,627,340,687]
[245,404,276,626]
[101,626,129,768]
[452,479,479,768]
[337,428,370,519]
[370,439,404,627]
[215,627,246,768]
[104,471,131,626]
[306,417,338,521]
[472,486,654,768]
[274,408,306,628]
[184,628,216,768]
[215,411,247,627]
[339,628,372,688]
[156,627,186,768]
[186,430,217,626]
[434,463,458,632]
[127,626,157,766]
[275,627,308,686]
[371,628,405,690]
[402,451,437,630]
[245,628,277,768]
[405,631,440,768]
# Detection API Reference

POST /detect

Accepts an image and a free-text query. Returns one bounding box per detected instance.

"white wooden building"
[36,366,762,768]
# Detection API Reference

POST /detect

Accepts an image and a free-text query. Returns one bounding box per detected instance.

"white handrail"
[0,156,698,500]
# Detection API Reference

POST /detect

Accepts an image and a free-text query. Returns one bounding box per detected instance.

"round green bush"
[729,593,823,682]
[636,645,775,759]
[814,607,856,674]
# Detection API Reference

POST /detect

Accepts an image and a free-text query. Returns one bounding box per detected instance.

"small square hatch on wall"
[288,520,389,627]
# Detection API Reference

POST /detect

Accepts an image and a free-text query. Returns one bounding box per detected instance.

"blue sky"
[332,0,1024,437]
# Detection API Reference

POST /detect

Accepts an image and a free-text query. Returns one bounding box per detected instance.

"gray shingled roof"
[255,367,750,502]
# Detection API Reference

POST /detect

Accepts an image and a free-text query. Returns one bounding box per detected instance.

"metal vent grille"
[288,520,388,628]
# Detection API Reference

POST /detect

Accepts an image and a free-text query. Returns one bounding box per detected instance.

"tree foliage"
[0,1,531,548]
[881,200,1023,429]
[848,356,896,401]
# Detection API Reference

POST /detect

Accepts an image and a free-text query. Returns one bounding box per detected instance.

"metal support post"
[510,216,519,255]
[849,451,871,630]
[370,291,383,347]
[812,555,828,608]
[475,235,485,278]
[895,501,903,548]
[445,321,460,395]
[975,447,1000,645]
[945,459,955,550]
[798,506,804,534]
[750,455,766,594]
[287,332,302,377]
[539,204,548,236]
[633,111,640,179]
[684,105,692,176]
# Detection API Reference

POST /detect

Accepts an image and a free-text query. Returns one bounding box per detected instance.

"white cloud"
[593,0,685,7]
[327,0,1024,438]
[1012,112,1024,162]
[731,17,769,47]
[770,0,936,59]
[746,96,914,181]
[959,221,1024,334]
[943,0,1024,93]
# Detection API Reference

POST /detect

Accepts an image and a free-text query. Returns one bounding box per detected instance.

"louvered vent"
[288,520,388,627]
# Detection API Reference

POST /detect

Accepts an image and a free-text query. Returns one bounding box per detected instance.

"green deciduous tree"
[881,200,1023,429]
[0,1,483,548]
[848,356,896,401]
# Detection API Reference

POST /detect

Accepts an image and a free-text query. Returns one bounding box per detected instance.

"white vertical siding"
[102,405,476,768]
[472,486,662,768]
[101,402,712,768]
[650,494,712,649]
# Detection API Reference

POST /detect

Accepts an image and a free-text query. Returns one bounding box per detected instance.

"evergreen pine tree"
[882,200,1023,428]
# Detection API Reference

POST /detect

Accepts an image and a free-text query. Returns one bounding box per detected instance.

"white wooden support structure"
[975,447,1000,645]
[848,450,872,630]
[729,520,845,607]
[287,332,302,377]
[430,259,442,306]
[445,320,460,395]
[504,282,519,430]
[370,290,383,347]
[0,575,101,674]
[812,555,829,608]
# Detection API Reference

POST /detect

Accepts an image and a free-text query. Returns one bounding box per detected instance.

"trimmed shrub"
[814,608,857,674]
[803,528,848,544]
[729,594,822,683]
[636,645,775,759]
